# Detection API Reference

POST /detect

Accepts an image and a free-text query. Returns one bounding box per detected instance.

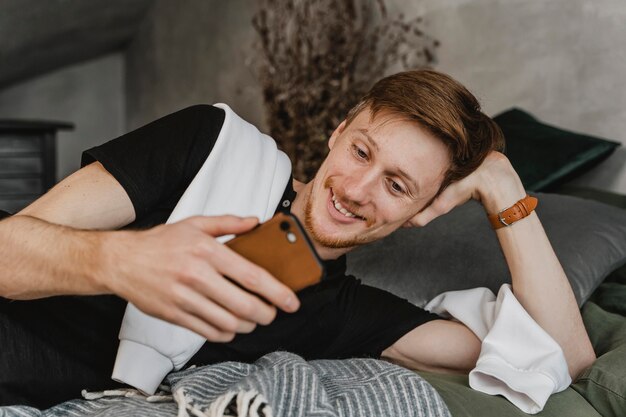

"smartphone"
[225,212,325,291]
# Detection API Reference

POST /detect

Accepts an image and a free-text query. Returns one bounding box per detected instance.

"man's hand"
[97,215,301,343]
[407,151,595,379]
[1,163,299,344]
[412,151,526,226]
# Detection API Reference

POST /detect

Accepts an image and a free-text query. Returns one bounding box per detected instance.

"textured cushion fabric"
[419,372,601,417]
[572,294,626,417]
[493,108,620,191]
[419,283,626,417]
[346,193,626,307]
[588,282,626,316]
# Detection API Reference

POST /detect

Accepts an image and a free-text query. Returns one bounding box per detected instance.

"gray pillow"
[346,193,626,307]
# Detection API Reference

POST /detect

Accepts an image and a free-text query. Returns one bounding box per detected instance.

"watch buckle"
[498,210,511,227]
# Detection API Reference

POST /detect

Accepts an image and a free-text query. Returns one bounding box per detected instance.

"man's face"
[302,108,451,251]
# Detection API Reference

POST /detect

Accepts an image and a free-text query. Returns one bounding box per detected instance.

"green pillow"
[572,300,626,417]
[493,109,621,191]
[419,371,601,417]
[416,286,626,417]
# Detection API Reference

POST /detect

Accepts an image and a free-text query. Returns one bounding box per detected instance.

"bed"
[346,108,626,417]
[1,108,625,416]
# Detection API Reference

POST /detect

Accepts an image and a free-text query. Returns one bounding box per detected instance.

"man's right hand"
[98,215,301,342]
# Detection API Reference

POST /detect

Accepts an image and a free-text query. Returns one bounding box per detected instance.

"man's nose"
[342,170,376,205]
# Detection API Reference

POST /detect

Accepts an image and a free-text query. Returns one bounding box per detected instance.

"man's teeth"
[332,193,358,218]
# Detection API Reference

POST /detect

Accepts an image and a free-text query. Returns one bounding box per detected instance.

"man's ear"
[328,120,347,149]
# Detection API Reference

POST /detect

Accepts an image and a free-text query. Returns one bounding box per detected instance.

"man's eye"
[352,145,368,160]
[390,180,404,194]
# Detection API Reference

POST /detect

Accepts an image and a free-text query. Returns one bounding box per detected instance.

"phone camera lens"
[280,221,290,231]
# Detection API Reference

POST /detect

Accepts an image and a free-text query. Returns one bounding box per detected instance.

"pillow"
[345,193,626,307]
[418,287,626,417]
[572,295,626,417]
[493,108,620,191]
[419,372,602,417]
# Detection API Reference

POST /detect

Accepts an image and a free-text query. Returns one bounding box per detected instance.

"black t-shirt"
[80,104,439,364]
[3,105,438,376]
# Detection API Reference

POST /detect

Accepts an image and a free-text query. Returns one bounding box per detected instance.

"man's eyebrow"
[397,167,421,195]
[357,129,421,194]
[358,129,379,151]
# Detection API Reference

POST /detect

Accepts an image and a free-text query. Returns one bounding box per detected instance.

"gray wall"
[0,1,623,192]
[127,0,626,193]
[397,0,626,193]
[0,53,125,181]
[126,0,263,130]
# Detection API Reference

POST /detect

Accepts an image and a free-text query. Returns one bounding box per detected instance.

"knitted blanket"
[1,352,450,417]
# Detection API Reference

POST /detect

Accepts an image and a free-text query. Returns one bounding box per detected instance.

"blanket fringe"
[173,388,272,417]
[81,384,173,403]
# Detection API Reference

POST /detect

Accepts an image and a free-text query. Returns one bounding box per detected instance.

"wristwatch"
[487,195,538,230]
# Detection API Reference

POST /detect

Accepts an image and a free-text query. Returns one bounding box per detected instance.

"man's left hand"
[411,151,527,227]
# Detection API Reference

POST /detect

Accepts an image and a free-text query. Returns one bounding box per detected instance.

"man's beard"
[302,177,376,249]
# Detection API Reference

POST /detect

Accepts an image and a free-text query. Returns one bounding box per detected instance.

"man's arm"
[0,162,300,341]
[382,152,596,380]
[1,161,135,299]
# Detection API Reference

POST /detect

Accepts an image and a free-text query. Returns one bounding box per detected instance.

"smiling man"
[0,70,595,407]
[296,108,450,253]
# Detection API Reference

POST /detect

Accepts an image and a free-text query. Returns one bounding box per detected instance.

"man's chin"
[304,220,373,250]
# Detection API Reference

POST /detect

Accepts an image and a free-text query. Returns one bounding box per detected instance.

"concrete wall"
[0,53,125,181]
[125,0,263,131]
[392,0,626,193]
[126,0,626,193]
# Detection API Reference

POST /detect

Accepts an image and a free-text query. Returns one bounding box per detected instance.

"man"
[0,70,595,407]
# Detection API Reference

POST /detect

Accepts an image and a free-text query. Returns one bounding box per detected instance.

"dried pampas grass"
[252,0,438,181]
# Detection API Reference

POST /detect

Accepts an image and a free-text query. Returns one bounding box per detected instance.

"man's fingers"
[209,243,300,315]
[413,183,470,227]
[174,310,236,343]
[176,286,257,334]
[185,266,279,326]
[189,215,259,237]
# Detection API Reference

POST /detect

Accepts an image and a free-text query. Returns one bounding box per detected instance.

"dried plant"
[251,0,439,181]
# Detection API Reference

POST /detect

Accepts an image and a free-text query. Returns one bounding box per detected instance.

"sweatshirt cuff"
[469,355,558,414]
[112,339,174,395]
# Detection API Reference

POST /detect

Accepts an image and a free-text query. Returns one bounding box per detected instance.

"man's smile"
[326,188,367,224]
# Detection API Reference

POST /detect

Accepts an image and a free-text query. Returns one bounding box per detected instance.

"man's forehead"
[344,107,450,196]
[352,107,409,130]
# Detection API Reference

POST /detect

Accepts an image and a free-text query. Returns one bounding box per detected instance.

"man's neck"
[291,178,351,261]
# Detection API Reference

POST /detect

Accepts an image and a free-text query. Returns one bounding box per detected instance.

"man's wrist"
[89,230,127,295]
[478,166,527,214]
[482,187,527,215]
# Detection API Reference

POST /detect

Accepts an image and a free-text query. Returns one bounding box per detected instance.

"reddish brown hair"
[346,69,505,205]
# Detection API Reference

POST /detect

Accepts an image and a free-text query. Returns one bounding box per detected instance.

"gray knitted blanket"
[1,352,450,417]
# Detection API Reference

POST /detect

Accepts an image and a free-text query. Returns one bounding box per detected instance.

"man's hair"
[345,69,505,206]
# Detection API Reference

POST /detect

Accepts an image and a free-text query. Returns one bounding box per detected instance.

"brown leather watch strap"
[487,195,538,230]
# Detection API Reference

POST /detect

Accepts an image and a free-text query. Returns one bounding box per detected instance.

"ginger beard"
[303,177,378,249]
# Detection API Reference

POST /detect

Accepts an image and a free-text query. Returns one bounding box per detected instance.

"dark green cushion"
[419,371,601,417]
[493,109,620,191]
[417,283,626,417]
[571,298,626,417]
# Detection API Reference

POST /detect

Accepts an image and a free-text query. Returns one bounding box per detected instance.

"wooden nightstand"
[0,120,73,213]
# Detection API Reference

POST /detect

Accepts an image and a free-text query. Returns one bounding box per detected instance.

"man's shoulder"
[170,104,226,122]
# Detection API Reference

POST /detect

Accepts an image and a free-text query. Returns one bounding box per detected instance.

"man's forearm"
[0,215,109,299]
[483,181,596,379]
[413,152,596,379]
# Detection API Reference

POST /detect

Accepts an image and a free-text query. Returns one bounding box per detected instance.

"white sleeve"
[426,284,571,414]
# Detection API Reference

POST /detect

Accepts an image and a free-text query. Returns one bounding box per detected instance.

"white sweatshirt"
[111,103,292,394]
[426,284,571,414]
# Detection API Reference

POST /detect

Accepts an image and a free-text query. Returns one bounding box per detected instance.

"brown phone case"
[225,212,325,291]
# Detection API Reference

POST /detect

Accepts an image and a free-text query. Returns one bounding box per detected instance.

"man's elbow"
[569,347,596,381]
